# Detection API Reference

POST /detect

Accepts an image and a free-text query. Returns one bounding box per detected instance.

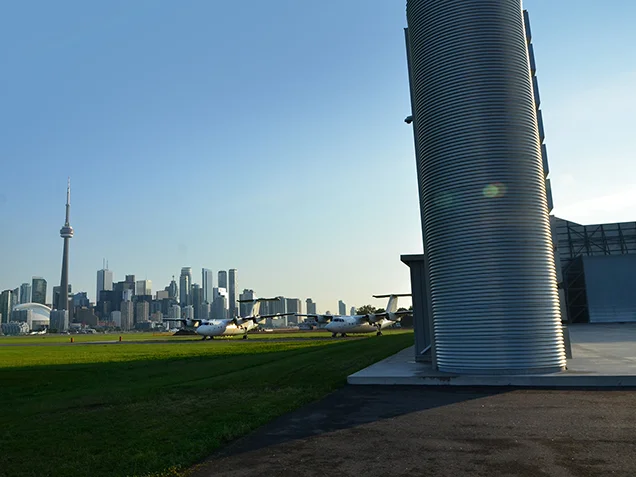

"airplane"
[164,297,293,340]
[296,294,411,338]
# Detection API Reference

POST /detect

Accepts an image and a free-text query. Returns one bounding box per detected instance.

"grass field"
[0,331,413,477]
[0,329,356,344]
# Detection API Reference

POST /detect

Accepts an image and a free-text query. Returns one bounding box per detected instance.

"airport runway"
[191,385,636,477]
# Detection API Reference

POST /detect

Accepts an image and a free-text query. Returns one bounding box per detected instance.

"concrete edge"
[347,374,636,388]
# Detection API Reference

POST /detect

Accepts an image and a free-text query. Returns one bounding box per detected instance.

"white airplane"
[297,294,411,338]
[164,297,292,340]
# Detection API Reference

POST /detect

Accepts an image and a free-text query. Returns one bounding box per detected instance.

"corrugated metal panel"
[406,0,565,374]
[584,255,636,323]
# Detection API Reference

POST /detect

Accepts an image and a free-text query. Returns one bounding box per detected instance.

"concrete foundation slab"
[349,324,636,387]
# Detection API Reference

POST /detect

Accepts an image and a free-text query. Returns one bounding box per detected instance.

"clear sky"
[1,1,635,311]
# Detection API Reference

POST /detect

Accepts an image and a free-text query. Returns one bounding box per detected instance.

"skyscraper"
[338,300,346,316]
[179,267,192,307]
[53,285,72,314]
[57,178,74,311]
[135,280,152,297]
[19,283,31,304]
[239,289,255,317]
[218,270,227,289]
[167,276,178,301]
[31,277,47,305]
[286,298,301,325]
[135,301,149,324]
[0,290,12,324]
[306,298,317,315]
[11,288,19,310]
[228,269,237,318]
[191,283,203,319]
[121,301,134,331]
[96,266,113,303]
[202,268,214,304]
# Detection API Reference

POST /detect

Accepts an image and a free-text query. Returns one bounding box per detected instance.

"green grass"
[0,329,386,344]
[0,331,413,477]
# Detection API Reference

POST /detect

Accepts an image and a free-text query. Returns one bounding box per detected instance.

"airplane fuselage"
[196,319,257,338]
[324,316,395,335]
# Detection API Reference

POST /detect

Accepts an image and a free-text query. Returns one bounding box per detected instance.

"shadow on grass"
[0,334,415,477]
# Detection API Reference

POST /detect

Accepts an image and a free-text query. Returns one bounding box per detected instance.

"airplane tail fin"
[373,294,411,313]
[237,297,282,317]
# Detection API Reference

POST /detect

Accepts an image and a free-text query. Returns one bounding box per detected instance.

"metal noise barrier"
[406,0,566,374]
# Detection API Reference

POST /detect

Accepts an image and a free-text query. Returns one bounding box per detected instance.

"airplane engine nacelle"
[316,315,330,324]
[366,313,379,323]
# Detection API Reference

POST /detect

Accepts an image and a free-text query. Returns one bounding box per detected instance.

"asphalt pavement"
[190,385,636,477]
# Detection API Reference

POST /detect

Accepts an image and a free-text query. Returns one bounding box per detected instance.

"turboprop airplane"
[297,294,411,338]
[164,297,293,340]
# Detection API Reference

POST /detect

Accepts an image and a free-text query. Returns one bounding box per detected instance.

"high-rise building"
[350,306,356,316]
[286,298,301,325]
[52,285,72,315]
[198,302,210,321]
[306,298,317,315]
[180,267,192,307]
[183,305,194,320]
[135,301,149,324]
[111,311,122,327]
[218,270,227,289]
[156,290,169,300]
[169,304,181,319]
[10,288,19,311]
[31,277,47,305]
[96,267,113,302]
[121,301,134,331]
[167,276,178,301]
[135,280,152,297]
[228,269,237,318]
[191,283,203,319]
[0,290,12,324]
[19,283,31,304]
[202,268,214,304]
[239,289,255,317]
[50,310,69,332]
[57,178,74,311]
[338,300,346,316]
[72,292,90,309]
[212,287,227,319]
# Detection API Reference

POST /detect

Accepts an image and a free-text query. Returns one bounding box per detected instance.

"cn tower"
[57,178,74,310]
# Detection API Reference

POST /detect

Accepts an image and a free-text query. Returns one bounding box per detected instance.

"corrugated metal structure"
[554,217,636,323]
[404,0,566,374]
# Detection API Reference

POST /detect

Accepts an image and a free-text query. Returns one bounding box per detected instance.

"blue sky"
[1,1,635,311]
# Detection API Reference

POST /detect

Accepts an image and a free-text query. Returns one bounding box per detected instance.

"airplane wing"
[256,312,295,319]
[295,313,333,323]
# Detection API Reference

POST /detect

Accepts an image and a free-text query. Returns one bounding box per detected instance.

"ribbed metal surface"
[406,0,566,373]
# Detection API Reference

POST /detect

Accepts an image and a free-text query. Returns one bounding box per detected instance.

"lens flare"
[483,182,507,198]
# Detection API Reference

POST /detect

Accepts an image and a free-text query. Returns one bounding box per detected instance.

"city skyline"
[1,1,635,309]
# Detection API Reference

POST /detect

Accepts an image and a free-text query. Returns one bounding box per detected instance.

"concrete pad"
[349,324,636,387]
[190,386,636,477]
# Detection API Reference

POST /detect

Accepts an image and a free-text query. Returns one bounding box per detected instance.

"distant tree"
[376,308,385,314]
[398,307,414,328]
[324,310,332,315]
[355,305,377,315]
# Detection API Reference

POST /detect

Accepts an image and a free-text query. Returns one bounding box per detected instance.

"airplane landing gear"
[331,333,337,338]
[201,336,207,340]
[341,333,348,338]
[376,330,383,336]
[242,334,248,340]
